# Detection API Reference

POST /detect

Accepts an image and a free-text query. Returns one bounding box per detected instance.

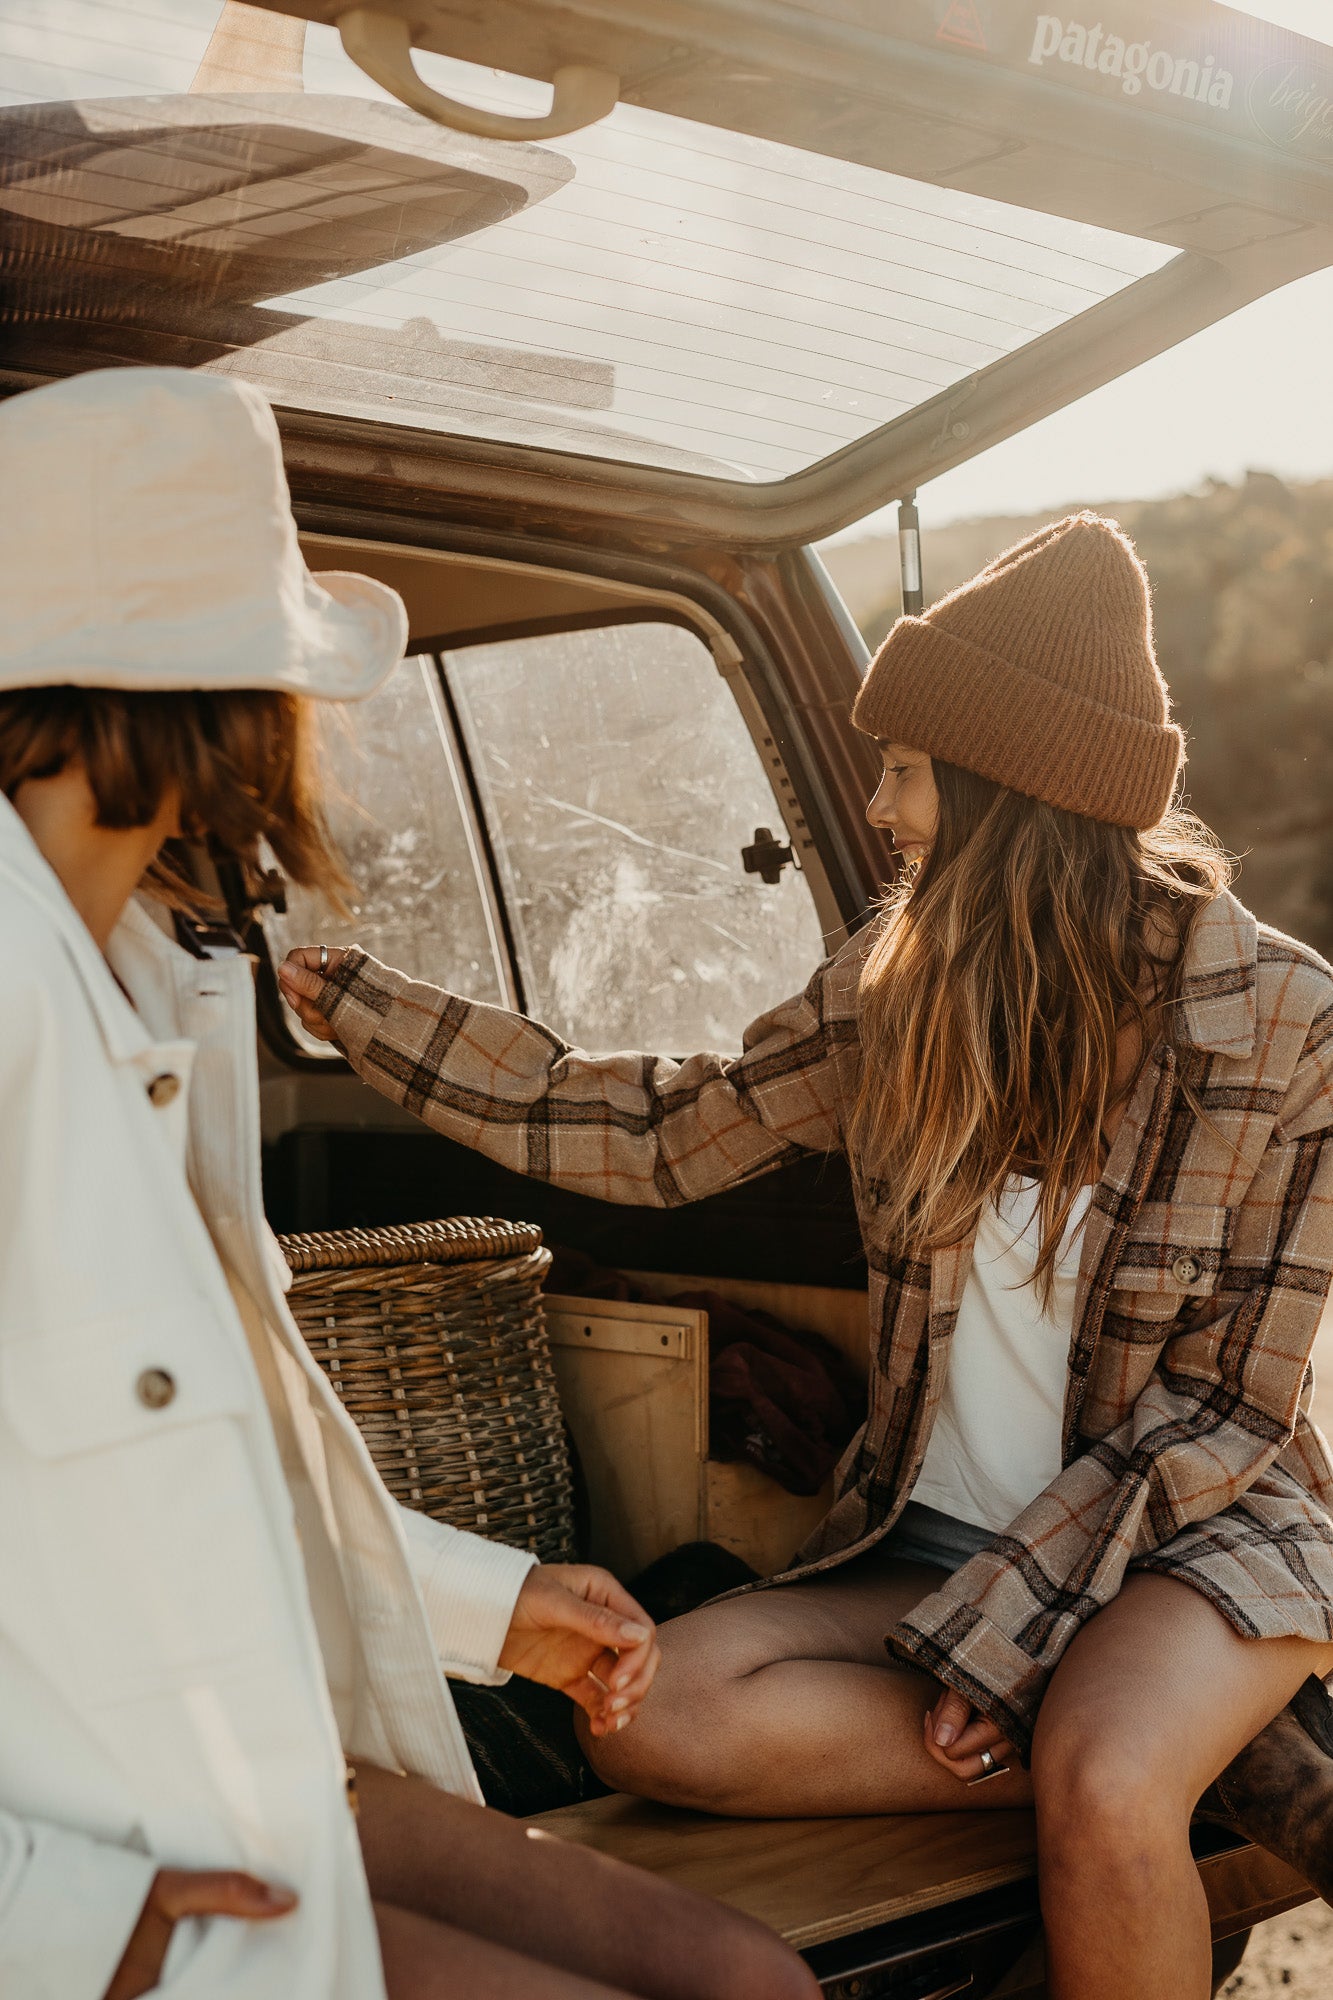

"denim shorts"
[876,1500,996,1575]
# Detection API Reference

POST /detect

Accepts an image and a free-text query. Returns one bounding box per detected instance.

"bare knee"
[1032,1710,1188,1886]
[717,1922,822,2000]
[653,1880,820,2000]
[580,1618,768,1813]
[580,1677,756,1812]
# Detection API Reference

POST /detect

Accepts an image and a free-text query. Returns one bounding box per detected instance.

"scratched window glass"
[264,653,505,1048]
[444,622,827,1052]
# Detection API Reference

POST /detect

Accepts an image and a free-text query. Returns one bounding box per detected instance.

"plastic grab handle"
[336,8,618,139]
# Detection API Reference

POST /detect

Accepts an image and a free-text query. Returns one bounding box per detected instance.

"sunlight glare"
[1213,0,1333,46]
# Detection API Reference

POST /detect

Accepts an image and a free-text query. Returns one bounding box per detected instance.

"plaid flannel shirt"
[318,889,1333,1753]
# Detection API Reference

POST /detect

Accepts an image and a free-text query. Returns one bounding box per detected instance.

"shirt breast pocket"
[1107,1202,1234,1327]
[0,1306,289,1700]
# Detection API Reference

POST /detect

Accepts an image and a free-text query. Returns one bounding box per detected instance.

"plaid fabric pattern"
[320,891,1333,1754]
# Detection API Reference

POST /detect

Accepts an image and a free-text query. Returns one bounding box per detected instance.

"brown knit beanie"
[850,512,1183,829]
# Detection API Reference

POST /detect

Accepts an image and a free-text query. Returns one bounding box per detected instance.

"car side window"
[444,620,827,1052]
[265,654,508,1035]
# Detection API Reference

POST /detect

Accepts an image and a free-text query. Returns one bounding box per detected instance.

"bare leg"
[375,1903,643,2000]
[583,1555,1032,1816]
[1032,1572,1333,2000]
[358,1764,817,2000]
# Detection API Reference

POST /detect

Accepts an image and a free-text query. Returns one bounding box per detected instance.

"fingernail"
[619,1622,650,1643]
[261,1885,298,1909]
[616,1712,631,1731]
[610,1696,628,1713]
[934,1723,957,1748]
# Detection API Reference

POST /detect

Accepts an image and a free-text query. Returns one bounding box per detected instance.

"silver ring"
[319,945,329,975]
[967,1747,1011,1786]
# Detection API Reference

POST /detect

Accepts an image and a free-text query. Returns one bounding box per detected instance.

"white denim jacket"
[0,794,536,2000]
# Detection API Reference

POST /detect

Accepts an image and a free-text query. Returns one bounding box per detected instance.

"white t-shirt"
[911,1178,1092,1534]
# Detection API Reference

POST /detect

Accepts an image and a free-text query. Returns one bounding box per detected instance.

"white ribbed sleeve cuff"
[0,1810,157,2000]
[397,1506,537,1684]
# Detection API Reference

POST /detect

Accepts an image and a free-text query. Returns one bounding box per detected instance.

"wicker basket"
[278,1217,575,1563]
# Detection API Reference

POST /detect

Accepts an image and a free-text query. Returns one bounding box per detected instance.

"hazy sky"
[828,262,1333,538]
[1218,0,1333,39]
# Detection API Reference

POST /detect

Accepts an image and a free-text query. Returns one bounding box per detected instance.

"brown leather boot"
[1196,1676,1333,1902]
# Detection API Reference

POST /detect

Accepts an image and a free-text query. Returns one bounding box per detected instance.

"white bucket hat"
[0,367,407,700]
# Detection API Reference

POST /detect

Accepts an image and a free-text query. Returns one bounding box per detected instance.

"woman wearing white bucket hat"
[0,369,815,2000]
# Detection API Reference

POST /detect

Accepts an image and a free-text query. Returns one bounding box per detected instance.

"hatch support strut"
[898,493,923,617]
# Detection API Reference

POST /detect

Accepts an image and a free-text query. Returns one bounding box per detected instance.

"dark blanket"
[546,1251,866,1498]
[681,1290,865,1497]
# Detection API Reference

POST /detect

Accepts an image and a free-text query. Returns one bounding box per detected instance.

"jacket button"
[147,1073,181,1108]
[136,1368,176,1410]
[1172,1253,1202,1285]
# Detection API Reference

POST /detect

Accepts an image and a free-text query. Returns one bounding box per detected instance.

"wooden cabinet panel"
[546,1295,707,1578]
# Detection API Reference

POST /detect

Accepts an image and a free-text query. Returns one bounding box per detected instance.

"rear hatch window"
[1,7,1174,480]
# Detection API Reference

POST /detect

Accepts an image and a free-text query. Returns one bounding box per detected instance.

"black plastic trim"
[429,650,530,1018]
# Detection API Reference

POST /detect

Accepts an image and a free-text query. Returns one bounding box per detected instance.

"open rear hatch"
[3,0,1331,546]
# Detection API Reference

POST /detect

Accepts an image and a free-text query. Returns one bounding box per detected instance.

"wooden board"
[538,1794,1039,1950]
[548,1274,871,1579]
[545,1295,708,1579]
[703,1459,832,1577]
[626,1269,872,1381]
[536,1800,1304,1952]
[538,1794,1313,1960]
[627,1269,867,1573]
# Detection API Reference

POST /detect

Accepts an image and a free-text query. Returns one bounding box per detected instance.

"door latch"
[742,826,795,884]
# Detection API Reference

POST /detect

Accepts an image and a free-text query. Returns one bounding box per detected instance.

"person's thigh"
[1033,1571,1333,1817]
[584,1555,1033,1815]
[671,1554,950,1670]
[374,1901,637,2000]
[359,1766,818,2000]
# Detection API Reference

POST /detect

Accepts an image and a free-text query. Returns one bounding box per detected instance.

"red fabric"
[545,1252,864,1497]
[675,1290,865,1497]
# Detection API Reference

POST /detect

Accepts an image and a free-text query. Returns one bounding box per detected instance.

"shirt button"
[1172,1253,1202,1285]
[136,1368,176,1410]
[147,1073,181,1108]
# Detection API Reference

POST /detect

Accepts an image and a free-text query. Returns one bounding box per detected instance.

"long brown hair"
[850,761,1231,1300]
[0,686,349,911]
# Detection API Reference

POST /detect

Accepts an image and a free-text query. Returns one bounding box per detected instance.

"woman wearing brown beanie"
[284,514,1333,2000]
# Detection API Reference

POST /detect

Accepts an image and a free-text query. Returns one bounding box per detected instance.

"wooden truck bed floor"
[537,1795,1314,1959]
[539,1795,1037,1950]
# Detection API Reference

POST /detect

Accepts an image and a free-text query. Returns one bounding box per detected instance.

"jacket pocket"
[0,1308,288,1699]
[1108,1202,1234,1322]
[0,1305,252,1457]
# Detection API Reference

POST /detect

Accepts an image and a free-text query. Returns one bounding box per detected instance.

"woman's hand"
[277,947,349,1041]
[104,1869,297,2000]
[923,1686,1018,1784]
[499,1564,660,1738]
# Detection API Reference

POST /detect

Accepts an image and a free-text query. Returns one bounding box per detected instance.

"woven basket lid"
[277,1215,543,1275]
